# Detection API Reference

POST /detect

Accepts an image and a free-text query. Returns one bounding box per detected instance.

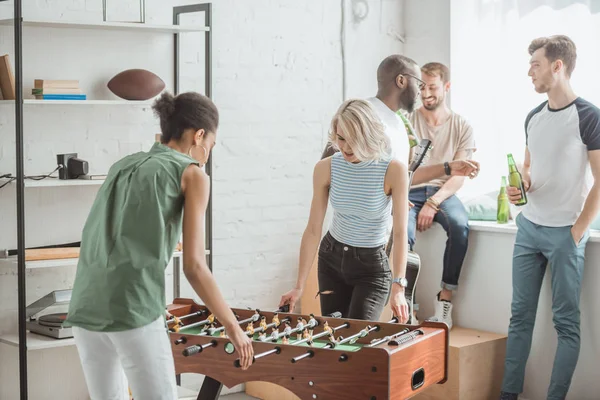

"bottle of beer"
[396,110,419,148]
[497,176,510,224]
[507,153,527,206]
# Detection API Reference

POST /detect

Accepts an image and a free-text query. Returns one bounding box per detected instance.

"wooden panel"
[389,328,447,400]
[24,247,79,261]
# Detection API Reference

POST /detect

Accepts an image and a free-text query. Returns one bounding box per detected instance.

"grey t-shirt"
[521,97,600,227]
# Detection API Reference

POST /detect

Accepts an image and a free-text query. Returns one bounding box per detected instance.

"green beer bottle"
[507,153,527,206]
[396,110,419,148]
[497,176,510,224]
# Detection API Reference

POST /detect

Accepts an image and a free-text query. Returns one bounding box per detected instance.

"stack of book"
[32,79,86,100]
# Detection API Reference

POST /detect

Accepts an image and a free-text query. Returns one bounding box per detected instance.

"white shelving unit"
[3,4,214,398]
[0,250,210,270]
[0,99,154,105]
[0,332,75,350]
[0,18,210,33]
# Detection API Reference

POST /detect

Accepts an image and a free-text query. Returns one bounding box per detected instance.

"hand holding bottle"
[507,180,529,204]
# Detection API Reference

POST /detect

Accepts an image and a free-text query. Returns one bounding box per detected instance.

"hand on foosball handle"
[234,356,256,368]
[390,286,409,324]
[279,288,302,313]
[227,325,254,370]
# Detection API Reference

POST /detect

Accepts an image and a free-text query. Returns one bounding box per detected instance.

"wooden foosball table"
[167,298,449,400]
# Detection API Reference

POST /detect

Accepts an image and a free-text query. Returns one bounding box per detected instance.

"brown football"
[107,69,165,101]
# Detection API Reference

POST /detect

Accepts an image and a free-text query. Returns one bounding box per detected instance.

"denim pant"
[317,232,392,321]
[502,212,589,399]
[408,186,469,291]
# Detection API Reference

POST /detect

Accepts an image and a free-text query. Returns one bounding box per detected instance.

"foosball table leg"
[196,376,223,400]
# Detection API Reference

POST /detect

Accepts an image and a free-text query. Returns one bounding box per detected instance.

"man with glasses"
[319,55,479,324]
[405,62,476,329]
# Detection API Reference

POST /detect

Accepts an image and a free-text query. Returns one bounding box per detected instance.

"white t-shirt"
[521,97,600,227]
[367,97,410,165]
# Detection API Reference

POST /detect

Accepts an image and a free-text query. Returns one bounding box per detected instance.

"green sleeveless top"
[65,143,198,331]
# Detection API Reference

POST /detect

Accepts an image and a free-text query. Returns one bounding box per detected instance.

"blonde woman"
[279,99,411,323]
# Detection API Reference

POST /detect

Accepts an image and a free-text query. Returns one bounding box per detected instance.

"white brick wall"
[0,0,404,398]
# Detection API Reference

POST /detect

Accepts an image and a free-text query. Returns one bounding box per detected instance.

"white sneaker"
[426,293,453,329]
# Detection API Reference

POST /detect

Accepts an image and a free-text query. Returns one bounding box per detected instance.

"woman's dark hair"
[152,91,219,143]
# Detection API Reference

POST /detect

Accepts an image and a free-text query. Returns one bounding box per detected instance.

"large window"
[450,0,600,198]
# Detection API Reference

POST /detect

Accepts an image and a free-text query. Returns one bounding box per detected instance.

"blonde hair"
[328,99,392,162]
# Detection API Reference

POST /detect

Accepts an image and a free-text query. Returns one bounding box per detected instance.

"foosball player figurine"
[270,326,279,342]
[282,335,290,345]
[246,321,255,336]
[328,332,338,347]
[219,330,227,338]
[283,321,292,336]
[308,313,317,328]
[259,316,268,331]
[272,312,280,327]
[253,309,260,321]
[302,328,314,346]
[208,313,215,324]
[258,331,267,342]
[295,317,304,340]
[323,321,333,336]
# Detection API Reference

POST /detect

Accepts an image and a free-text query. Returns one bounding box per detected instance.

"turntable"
[26,290,73,339]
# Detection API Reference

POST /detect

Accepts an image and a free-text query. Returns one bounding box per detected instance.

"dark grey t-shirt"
[522,97,600,226]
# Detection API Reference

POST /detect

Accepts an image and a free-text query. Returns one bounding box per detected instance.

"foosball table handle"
[183,345,202,357]
[233,356,256,368]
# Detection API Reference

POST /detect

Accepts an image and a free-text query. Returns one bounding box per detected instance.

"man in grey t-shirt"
[500,35,600,400]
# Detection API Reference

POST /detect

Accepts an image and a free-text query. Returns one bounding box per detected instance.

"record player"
[26,289,73,339]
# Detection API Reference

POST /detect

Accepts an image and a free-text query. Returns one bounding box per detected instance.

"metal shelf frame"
[7,2,213,399]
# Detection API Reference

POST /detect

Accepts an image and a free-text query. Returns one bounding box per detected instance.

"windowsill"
[468,220,600,243]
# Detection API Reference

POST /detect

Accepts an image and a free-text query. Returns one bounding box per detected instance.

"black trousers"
[317,232,392,321]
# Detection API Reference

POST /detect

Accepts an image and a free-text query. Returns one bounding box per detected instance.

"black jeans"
[317,232,392,321]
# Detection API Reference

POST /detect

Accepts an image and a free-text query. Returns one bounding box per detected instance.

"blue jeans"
[408,186,469,291]
[502,212,589,399]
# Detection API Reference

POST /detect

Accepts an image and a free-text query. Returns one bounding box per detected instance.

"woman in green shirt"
[65,91,253,400]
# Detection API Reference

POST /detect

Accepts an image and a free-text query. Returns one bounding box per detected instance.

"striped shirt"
[329,152,392,247]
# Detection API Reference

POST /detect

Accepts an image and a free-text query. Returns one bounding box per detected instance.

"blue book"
[36,94,87,100]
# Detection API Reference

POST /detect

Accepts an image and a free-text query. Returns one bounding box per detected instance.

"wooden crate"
[245,382,300,400]
[412,327,507,400]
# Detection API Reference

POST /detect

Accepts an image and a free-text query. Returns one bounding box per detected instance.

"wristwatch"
[392,277,408,288]
[444,161,451,176]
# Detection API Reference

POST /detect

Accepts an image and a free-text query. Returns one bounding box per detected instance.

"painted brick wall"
[0,0,404,397]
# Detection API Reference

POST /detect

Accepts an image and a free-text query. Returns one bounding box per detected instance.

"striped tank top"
[329,152,392,247]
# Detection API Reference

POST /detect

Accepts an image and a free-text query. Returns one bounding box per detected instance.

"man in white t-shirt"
[500,35,600,400]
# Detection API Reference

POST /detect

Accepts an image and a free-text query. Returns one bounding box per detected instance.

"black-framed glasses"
[401,73,426,91]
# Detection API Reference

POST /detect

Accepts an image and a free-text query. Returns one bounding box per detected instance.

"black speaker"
[68,157,88,178]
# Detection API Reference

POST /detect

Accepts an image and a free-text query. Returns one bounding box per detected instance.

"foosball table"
[167,298,449,400]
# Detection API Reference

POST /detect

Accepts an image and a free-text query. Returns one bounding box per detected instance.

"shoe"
[499,391,518,400]
[426,292,453,329]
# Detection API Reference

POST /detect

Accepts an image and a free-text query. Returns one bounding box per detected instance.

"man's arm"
[412,159,479,186]
[572,150,600,242]
[428,150,471,204]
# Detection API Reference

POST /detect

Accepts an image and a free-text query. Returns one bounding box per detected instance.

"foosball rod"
[264,318,318,342]
[250,317,292,337]
[233,346,281,368]
[324,324,379,349]
[290,322,350,363]
[366,327,410,348]
[167,309,206,325]
[210,305,291,335]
